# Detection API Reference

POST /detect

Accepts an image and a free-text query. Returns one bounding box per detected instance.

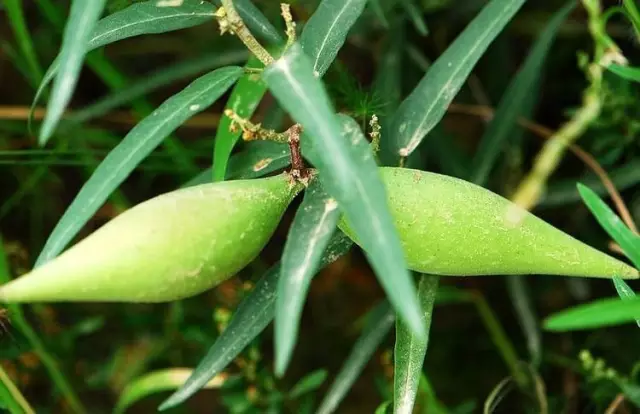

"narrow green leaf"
[386,0,526,161]
[68,49,249,124]
[264,43,424,339]
[577,183,640,268]
[288,370,329,399]
[544,296,640,331]
[213,55,268,181]
[159,232,352,410]
[2,0,43,85]
[622,0,640,39]
[34,66,242,267]
[31,0,217,124]
[506,276,541,366]
[316,301,395,414]
[114,368,227,414]
[470,1,573,185]
[0,366,34,414]
[300,0,368,78]
[394,275,439,414]
[607,64,640,83]
[399,0,428,36]
[232,0,284,45]
[275,179,341,376]
[39,0,107,144]
[184,141,291,188]
[577,183,640,326]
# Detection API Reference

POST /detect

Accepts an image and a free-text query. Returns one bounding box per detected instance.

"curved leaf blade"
[300,0,368,78]
[212,55,268,181]
[31,0,217,122]
[39,0,107,144]
[577,183,640,326]
[34,66,242,267]
[394,275,439,414]
[264,43,424,339]
[607,64,640,83]
[159,232,353,410]
[233,0,284,45]
[184,141,291,188]
[275,179,341,376]
[115,369,227,414]
[544,296,640,331]
[316,301,395,414]
[577,183,640,268]
[387,0,526,161]
[470,1,574,185]
[68,49,249,124]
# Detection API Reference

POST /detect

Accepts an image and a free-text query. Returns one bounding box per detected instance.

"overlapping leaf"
[386,0,526,162]
[264,44,424,337]
[275,179,341,376]
[159,232,353,410]
[32,0,217,124]
[300,0,368,78]
[35,66,242,267]
[394,275,439,414]
[317,301,395,414]
[39,0,107,144]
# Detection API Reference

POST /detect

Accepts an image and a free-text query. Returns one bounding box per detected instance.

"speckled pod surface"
[0,174,302,303]
[339,167,638,279]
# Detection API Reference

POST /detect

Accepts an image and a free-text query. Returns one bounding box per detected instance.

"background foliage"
[1,0,640,413]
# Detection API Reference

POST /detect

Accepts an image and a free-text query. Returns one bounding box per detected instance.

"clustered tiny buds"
[369,114,381,155]
[214,7,233,36]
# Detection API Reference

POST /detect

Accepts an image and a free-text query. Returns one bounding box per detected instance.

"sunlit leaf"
[544,296,640,331]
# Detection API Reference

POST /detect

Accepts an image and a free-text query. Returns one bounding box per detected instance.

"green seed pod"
[0,174,302,303]
[339,167,638,279]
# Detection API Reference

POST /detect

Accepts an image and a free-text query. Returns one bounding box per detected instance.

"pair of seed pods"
[0,167,636,303]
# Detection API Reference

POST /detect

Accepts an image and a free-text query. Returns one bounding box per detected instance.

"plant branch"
[217,0,274,66]
[508,0,623,213]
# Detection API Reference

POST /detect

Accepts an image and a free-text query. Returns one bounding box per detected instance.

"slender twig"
[604,393,626,414]
[224,109,288,143]
[447,103,638,234]
[281,3,296,49]
[217,0,274,66]
[0,365,35,414]
[508,0,623,213]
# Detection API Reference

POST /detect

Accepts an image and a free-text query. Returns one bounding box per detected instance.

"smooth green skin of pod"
[339,167,638,279]
[0,174,302,303]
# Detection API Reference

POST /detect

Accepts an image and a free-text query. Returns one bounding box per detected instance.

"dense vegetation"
[1,0,640,413]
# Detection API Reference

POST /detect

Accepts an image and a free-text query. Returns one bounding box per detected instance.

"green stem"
[471,291,528,388]
[219,0,274,66]
[509,0,616,211]
[0,365,35,414]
